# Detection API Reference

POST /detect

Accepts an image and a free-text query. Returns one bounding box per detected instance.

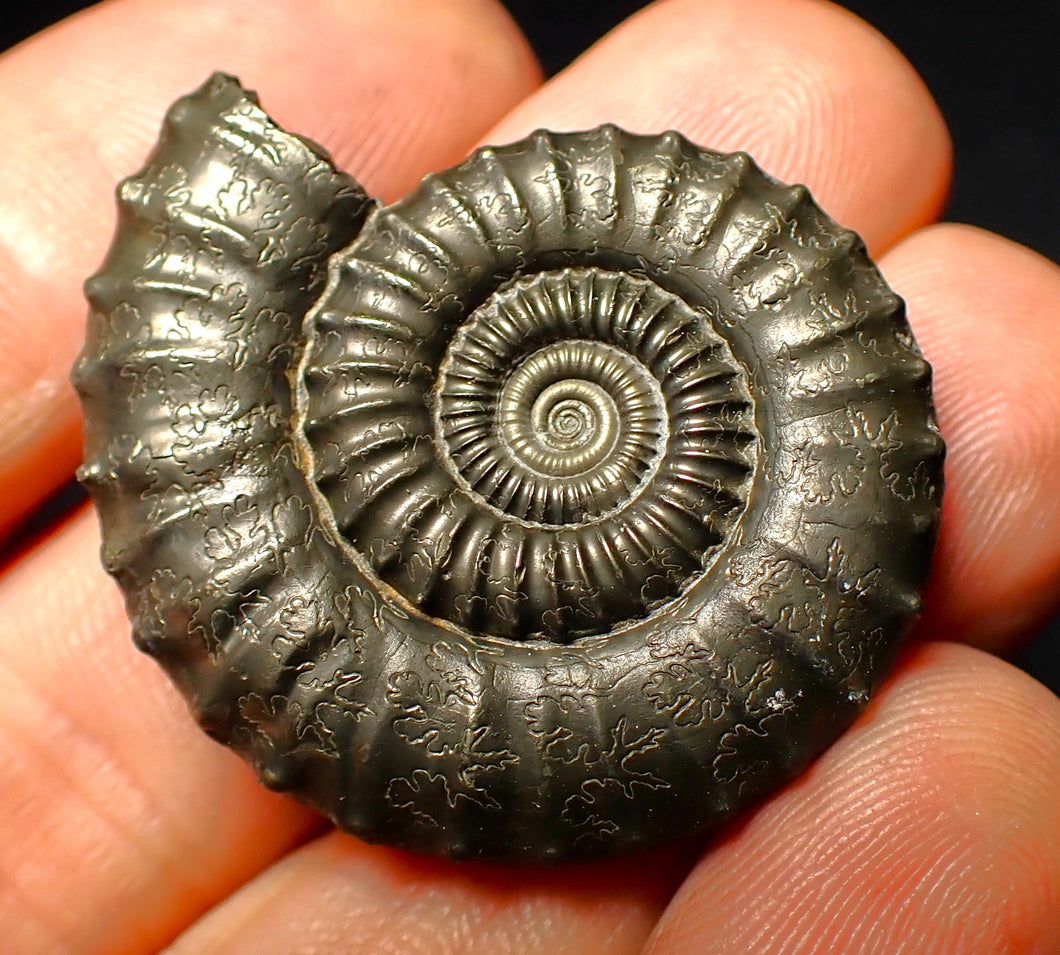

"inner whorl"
[304,267,757,642]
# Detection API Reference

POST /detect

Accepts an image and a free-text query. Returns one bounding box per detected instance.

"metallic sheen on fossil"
[73,74,944,861]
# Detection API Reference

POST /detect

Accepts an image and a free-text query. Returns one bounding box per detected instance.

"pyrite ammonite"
[73,74,944,862]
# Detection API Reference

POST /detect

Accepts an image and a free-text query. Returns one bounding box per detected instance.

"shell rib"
[73,74,944,861]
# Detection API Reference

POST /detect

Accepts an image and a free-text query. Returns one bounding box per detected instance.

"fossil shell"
[73,74,944,862]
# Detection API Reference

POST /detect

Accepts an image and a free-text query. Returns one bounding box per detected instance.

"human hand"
[2,1,1059,952]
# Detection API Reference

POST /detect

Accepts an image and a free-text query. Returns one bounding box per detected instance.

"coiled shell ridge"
[73,73,944,861]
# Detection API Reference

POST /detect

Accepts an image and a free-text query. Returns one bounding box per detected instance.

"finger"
[0,510,321,954]
[878,224,1060,654]
[166,839,689,955]
[487,0,950,254]
[644,642,1060,954]
[0,0,539,541]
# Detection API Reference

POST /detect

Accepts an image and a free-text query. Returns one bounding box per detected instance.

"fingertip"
[0,510,323,955]
[488,0,951,252]
[646,642,1060,954]
[166,830,687,954]
[880,224,1060,651]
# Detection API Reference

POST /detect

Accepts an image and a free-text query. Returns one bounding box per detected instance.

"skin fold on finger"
[0,509,325,955]
[486,0,951,256]
[878,224,1060,654]
[164,835,689,955]
[0,0,540,542]
[644,642,1060,955]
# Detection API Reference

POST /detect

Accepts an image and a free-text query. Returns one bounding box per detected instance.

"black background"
[2,0,1058,686]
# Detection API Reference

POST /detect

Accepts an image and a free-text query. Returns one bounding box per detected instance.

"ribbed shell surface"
[73,74,943,862]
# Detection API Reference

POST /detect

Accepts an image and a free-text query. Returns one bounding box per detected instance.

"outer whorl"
[73,74,944,862]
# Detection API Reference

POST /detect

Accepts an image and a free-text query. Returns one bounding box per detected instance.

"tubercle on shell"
[72,73,944,862]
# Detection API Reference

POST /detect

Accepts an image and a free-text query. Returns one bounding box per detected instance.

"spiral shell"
[73,74,943,861]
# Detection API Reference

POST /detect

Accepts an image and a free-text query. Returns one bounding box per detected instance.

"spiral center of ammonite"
[491,340,661,497]
[537,387,603,449]
[306,266,758,643]
[443,334,667,525]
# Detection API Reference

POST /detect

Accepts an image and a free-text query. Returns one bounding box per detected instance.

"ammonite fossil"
[73,74,944,862]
